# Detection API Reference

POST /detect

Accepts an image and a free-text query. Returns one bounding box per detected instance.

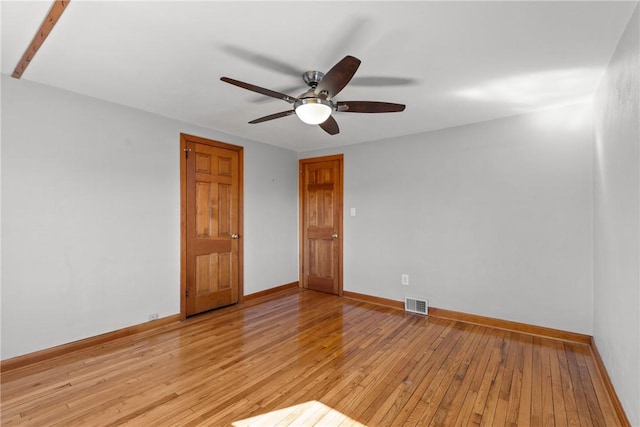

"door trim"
[299,154,344,296]
[180,133,244,320]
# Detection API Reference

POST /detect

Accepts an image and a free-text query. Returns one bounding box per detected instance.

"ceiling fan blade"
[319,116,340,135]
[315,55,361,99]
[249,110,296,124]
[251,85,303,103]
[221,77,297,104]
[336,101,406,113]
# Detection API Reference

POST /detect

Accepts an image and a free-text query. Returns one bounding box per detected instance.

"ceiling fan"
[220,55,406,135]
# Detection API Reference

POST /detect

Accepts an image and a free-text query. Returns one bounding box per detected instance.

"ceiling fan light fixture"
[221,55,405,135]
[294,98,333,125]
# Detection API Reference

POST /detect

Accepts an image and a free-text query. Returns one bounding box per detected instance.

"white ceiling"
[1,1,637,152]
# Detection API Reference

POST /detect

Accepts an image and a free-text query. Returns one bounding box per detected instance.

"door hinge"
[184,148,192,158]
[185,288,189,298]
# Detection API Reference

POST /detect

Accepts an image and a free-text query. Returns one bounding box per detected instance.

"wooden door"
[181,134,243,317]
[299,155,343,295]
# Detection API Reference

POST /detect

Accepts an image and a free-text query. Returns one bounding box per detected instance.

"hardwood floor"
[1,289,620,426]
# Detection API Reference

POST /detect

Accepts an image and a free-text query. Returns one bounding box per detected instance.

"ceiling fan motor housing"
[302,71,324,88]
[220,55,406,135]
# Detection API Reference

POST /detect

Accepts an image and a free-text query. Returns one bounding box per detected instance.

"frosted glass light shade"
[295,99,332,125]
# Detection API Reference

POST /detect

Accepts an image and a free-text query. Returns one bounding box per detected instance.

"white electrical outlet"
[401,274,409,285]
[148,313,159,321]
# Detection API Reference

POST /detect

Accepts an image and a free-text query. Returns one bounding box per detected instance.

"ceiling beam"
[11,0,70,79]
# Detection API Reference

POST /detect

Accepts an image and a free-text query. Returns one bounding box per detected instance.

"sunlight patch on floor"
[232,400,366,426]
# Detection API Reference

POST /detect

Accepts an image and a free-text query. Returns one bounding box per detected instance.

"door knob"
[231,233,240,239]
[331,233,338,240]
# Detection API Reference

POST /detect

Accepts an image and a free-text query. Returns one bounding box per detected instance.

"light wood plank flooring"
[1,289,620,426]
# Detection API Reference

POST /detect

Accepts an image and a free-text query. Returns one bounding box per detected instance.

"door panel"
[300,155,343,295]
[195,182,212,237]
[182,134,242,317]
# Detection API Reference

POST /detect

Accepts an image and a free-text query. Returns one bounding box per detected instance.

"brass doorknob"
[331,233,338,240]
[231,233,240,239]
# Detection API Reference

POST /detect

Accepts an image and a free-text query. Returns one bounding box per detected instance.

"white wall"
[244,142,299,292]
[593,4,640,425]
[1,75,299,360]
[303,103,594,334]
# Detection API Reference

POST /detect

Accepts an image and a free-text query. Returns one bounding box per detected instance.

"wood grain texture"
[244,281,299,301]
[342,294,590,344]
[343,290,404,310]
[299,154,343,296]
[589,338,631,426]
[429,306,592,344]
[0,289,623,426]
[0,314,181,373]
[179,133,244,320]
[11,0,70,79]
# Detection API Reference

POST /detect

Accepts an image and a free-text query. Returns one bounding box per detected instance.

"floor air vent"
[405,297,428,315]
